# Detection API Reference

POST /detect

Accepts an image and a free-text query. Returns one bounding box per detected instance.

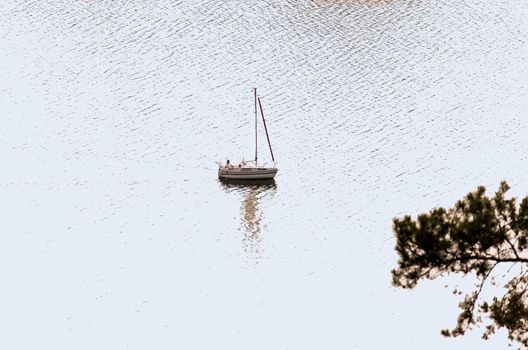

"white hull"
[218,167,277,180]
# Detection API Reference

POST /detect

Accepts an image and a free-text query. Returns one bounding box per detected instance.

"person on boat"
[226,159,233,169]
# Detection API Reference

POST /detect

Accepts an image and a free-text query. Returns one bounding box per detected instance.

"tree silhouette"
[392,181,528,347]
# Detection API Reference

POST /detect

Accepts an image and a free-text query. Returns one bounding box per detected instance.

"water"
[1,0,527,349]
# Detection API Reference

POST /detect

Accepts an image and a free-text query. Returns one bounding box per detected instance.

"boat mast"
[254,88,258,164]
[257,97,275,163]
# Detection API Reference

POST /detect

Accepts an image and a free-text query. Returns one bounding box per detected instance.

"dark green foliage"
[392,181,528,348]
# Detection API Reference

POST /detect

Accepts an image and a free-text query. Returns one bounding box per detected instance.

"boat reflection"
[219,179,277,260]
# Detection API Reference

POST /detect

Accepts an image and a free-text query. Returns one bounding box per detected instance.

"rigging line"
[257,97,275,163]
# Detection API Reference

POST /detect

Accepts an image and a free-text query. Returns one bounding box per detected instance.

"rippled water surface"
[1,0,528,349]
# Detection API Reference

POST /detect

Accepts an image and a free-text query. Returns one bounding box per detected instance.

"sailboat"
[218,88,278,180]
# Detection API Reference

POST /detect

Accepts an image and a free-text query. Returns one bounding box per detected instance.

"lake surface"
[1,0,527,349]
